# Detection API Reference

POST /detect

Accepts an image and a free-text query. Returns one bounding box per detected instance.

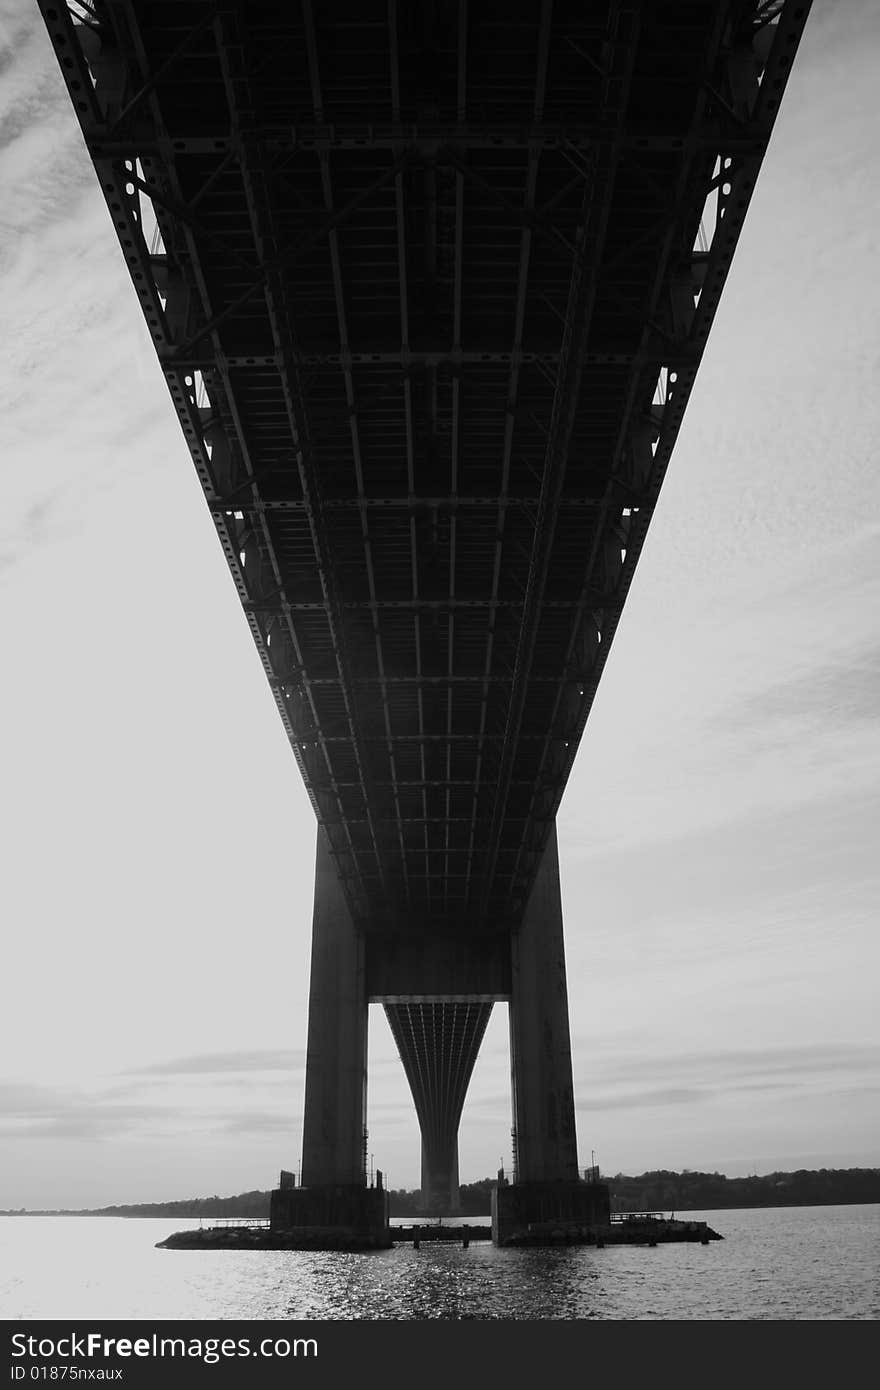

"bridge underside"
[43,0,808,1212]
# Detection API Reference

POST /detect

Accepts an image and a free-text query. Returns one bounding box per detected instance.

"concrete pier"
[492,1180,611,1246]
[269,1181,390,1250]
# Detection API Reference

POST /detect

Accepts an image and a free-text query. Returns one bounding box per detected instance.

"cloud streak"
[0,1081,176,1141]
[123,1049,305,1078]
[0,1077,302,1144]
[573,1043,880,1116]
[721,646,880,734]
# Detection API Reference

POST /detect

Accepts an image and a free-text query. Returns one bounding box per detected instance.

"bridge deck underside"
[45,0,807,931]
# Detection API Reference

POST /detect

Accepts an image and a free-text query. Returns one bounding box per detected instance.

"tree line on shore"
[390,1167,880,1215]
[605,1167,880,1213]
[3,1167,877,1218]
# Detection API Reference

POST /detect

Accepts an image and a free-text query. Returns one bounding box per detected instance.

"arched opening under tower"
[384,1000,492,1213]
[368,1003,514,1214]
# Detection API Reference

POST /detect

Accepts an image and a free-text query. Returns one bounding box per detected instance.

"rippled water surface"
[1,1205,876,1320]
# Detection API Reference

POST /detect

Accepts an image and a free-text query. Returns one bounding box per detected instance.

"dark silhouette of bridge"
[42,0,809,1241]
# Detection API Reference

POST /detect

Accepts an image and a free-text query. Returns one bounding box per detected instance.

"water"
[0,1206,876,1320]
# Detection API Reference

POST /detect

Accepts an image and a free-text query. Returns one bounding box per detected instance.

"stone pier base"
[269,1184,391,1250]
[491,1181,611,1246]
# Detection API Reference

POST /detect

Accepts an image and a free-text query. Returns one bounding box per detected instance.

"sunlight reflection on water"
[1,1206,877,1320]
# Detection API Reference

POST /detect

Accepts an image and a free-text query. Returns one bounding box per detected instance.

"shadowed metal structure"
[42,0,809,1219]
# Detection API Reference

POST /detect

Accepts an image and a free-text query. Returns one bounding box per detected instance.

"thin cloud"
[0,489,66,573]
[0,1081,175,1141]
[0,1079,301,1143]
[577,1043,880,1094]
[218,1113,299,1136]
[722,646,880,733]
[577,1087,706,1113]
[124,1049,305,1077]
[0,9,93,247]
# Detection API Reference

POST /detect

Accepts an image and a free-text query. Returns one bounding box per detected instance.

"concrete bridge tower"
[278,821,601,1240]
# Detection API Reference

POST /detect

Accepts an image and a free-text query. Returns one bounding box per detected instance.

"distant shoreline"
[3,1166,878,1219]
[3,1197,879,1218]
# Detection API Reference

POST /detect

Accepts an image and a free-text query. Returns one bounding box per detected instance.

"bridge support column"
[495,822,610,1245]
[421,1136,461,1215]
[300,829,368,1186]
[508,822,579,1182]
[271,831,389,1246]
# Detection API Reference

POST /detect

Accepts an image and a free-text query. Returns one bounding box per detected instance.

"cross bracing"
[42,0,809,936]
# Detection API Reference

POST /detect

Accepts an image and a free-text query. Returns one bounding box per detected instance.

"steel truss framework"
[42,0,808,1145]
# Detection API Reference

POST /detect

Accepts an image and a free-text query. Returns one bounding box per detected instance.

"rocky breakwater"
[156,1224,392,1252]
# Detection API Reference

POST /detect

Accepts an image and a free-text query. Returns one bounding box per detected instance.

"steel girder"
[41,0,811,930]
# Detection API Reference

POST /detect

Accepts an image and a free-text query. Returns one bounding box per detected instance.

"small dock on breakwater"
[607,1213,723,1245]
[498,1214,723,1248]
[395,1224,491,1246]
[394,1216,722,1247]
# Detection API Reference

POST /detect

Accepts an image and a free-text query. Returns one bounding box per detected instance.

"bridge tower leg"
[300,830,367,1187]
[493,821,610,1245]
[269,830,389,1246]
[509,821,579,1182]
[421,1134,461,1215]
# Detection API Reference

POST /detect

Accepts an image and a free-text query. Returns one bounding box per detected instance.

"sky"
[1,1,878,1209]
